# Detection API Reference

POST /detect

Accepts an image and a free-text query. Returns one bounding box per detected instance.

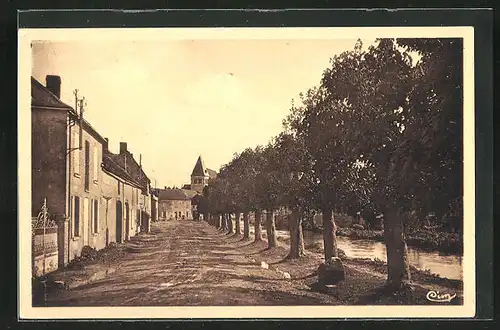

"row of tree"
[198,38,463,291]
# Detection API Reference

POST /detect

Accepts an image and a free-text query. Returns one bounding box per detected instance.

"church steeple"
[191,155,208,194]
[191,155,206,177]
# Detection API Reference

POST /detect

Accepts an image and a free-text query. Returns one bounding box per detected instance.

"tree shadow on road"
[269,257,289,265]
[247,248,270,256]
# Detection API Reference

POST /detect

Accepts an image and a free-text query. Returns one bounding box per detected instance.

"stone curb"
[52,267,116,290]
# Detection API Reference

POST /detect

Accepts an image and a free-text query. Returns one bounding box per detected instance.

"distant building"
[157,156,216,221]
[189,156,217,194]
[156,188,193,220]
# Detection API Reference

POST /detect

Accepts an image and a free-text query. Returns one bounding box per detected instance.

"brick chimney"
[103,138,109,152]
[119,142,127,154]
[46,75,61,99]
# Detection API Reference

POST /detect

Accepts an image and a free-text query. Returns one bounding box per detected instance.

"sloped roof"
[183,189,198,199]
[32,77,107,143]
[182,184,192,190]
[191,156,206,176]
[206,168,217,179]
[158,188,191,201]
[31,77,74,111]
[102,152,143,189]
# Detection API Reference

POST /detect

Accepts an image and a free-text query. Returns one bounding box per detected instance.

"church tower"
[191,156,209,194]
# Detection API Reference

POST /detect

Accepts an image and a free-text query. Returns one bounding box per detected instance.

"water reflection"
[276,230,462,280]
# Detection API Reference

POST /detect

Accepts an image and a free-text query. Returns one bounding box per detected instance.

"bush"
[80,245,98,260]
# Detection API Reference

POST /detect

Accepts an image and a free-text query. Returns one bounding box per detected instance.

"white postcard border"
[18,26,475,319]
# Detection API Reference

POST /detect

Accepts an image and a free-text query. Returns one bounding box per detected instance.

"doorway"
[125,202,130,240]
[83,197,89,245]
[116,201,123,243]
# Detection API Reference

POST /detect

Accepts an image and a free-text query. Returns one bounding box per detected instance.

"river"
[270,229,463,280]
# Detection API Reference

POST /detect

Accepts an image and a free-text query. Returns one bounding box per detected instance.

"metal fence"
[32,198,59,277]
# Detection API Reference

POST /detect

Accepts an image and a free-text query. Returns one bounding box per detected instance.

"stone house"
[32,75,110,266]
[31,75,152,271]
[103,142,152,234]
[157,188,193,220]
[150,188,159,222]
[101,143,151,244]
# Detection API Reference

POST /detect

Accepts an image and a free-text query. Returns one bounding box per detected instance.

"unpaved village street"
[46,219,462,306]
[47,220,341,306]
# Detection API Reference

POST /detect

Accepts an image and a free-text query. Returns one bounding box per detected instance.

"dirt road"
[47,220,340,306]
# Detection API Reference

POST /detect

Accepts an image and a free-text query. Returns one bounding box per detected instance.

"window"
[92,199,99,233]
[73,131,80,176]
[117,180,121,195]
[93,145,98,183]
[84,140,90,190]
[73,196,80,237]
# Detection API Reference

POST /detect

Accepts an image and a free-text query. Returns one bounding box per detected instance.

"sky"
[32,37,376,188]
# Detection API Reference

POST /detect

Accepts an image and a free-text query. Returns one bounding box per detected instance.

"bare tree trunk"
[243,212,250,239]
[254,210,263,241]
[384,207,411,290]
[222,213,228,231]
[227,213,234,234]
[234,212,241,235]
[217,214,222,229]
[322,207,338,260]
[265,209,277,249]
[288,208,306,259]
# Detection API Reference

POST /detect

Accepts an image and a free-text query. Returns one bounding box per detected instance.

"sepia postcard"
[18,26,475,320]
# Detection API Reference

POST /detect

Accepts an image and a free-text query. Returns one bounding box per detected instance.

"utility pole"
[73,89,79,111]
[73,89,87,149]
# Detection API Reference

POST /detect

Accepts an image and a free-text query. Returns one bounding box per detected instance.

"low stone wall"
[33,227,59,276]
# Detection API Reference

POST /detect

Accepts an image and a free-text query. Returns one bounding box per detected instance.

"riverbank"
[239,235,462,305]
[279,235,462,286]
[302,226,462,255]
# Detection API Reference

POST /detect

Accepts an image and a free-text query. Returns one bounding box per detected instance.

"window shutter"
[94,199,99,233]
[84,141,90,190]
[73,131,80,173]
[74,196,80,236]
[93,146,98,181]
